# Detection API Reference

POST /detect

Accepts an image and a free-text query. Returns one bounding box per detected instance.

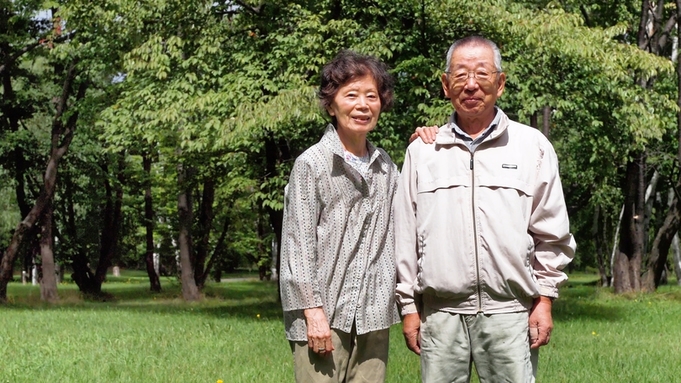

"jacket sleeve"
[279,156,323,312]
[394,144,420,315]
[529,141,576,298]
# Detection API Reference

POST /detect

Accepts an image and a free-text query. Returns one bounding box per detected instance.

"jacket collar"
[435,107,509,145]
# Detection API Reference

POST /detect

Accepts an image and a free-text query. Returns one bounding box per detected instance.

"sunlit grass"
[1,272,680,382]
[2,277,286,383]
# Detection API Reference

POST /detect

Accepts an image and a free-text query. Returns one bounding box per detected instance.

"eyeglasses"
[446,69,499,87]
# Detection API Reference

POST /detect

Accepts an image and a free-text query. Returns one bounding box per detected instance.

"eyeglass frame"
[444,69,501,87]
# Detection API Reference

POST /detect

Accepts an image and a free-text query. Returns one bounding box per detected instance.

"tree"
[0,1,131,301]
[142,152,162,292]
[0,56,88,301]
[504,0,678,291]
[641,0,681,291]
[39,201,58,302]
[2,0,679,300]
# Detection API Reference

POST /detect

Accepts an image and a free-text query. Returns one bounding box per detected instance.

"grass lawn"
[1,272,680,382]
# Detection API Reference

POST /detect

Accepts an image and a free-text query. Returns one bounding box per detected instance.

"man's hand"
[304,307,334,356]
[529,296,554,349]
[402,312,422,355]
[409,125,439,144]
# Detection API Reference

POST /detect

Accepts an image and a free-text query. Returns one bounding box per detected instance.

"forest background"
[2,0,681,303]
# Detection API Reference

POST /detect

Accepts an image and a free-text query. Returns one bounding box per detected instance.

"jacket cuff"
[400,303,418,316]
[538,285,559,299]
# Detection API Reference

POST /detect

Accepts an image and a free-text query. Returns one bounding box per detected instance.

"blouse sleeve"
[279,156,323,311]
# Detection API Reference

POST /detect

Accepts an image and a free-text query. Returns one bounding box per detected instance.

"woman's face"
[326,74,382,139]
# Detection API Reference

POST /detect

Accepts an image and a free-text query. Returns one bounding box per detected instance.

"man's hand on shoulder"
[409,125,439,144]
[402,312,422,355]
[529,296,554,349]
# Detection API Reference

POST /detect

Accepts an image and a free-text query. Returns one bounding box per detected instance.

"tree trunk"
[21,225,40,287]
[143,153,161,292]
[63,170,93,289]
[39,202,58,303]
[612,0,659,294]
[0,61,85,302]
[637,0,653,51]
[257,214,269,280]
[542,105,551,138]
[643,170,660,252]
[673,0,681,287]
[613,156,645,293]
[194,178,215,288]
[70,154,124,295]
[592,206,609,286]
[264,136,290,296]
[612,0,670,294]
[198,214,230,286]
[71,251,96,293]
[64,170,80,257]
[643,1,681,289]
[94,154,125,287]
[672,233,681,284]
[609,205,625,287]
[177,162,200,301]
[643,187,680,291]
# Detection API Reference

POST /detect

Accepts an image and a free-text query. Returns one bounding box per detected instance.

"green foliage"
[87,0,681,274]
[3,0,681,276]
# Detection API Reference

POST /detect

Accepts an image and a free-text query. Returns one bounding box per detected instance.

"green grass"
[1,272,680,382]
[545,277,681,382]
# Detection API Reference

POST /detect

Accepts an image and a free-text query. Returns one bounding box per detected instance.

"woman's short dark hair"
[318,50,394,117]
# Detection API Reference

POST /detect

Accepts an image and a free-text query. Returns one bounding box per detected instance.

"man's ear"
[441,73,450,99]
[496,72,506,97]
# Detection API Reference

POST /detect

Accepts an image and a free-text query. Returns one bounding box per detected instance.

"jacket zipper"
[470,151,483,313]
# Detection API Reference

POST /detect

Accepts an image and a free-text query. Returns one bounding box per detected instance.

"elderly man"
[394,36,576,383]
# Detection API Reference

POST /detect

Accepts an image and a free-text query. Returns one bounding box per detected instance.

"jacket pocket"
[417,176,470,194]
[477,175,533,197]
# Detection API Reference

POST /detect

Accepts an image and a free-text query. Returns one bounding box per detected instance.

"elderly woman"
[279,50,399,383]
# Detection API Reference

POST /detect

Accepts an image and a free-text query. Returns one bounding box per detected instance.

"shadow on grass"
[552,278,626,322]
[9,274,677,324]
[3,279,285,321]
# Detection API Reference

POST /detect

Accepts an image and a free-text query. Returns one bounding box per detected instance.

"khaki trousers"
[291,326,389,383]
[420,307,535,383]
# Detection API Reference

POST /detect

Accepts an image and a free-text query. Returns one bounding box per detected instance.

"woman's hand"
[304,307,334,356]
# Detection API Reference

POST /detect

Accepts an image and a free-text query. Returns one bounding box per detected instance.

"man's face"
[441,43,505,121]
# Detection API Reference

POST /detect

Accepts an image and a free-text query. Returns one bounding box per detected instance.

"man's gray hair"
[444,36,502,72]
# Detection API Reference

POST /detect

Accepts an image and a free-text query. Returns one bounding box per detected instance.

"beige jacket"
[394,110,576,316]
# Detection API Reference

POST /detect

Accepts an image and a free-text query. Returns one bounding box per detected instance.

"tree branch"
[657,13,678,50]
[580,5,591,28]
[57,80,89,157]
[0,31,76,75]
[233,0,262,15]
[638,0,652,51]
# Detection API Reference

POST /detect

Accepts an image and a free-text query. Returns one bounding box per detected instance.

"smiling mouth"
[352,116,372,123]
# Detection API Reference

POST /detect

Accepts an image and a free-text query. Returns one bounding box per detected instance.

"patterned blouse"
[279,124,401,341]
